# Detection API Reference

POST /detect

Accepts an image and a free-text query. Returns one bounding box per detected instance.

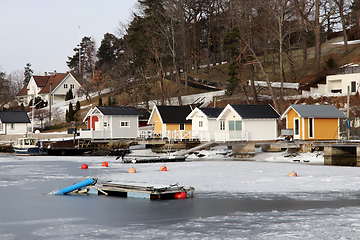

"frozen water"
[1,152,360,239]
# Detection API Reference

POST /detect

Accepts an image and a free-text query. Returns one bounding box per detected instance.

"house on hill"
[0,111,31,135]
[216,104,280,141]
[148,105,192,140]
[281,104,346,140]
[302,72,360,95]
[80,106,141,139]
[16,71,83,106]
[186,107,223,141]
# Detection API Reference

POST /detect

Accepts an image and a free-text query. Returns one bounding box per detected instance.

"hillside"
[40,37,360,133]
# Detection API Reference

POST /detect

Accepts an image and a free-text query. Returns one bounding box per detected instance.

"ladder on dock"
[173,141,217,156]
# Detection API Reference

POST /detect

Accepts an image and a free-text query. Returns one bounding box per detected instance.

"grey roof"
[231,105,280,119]
[290,105,346,118]
[199,108,223,118]
[96,106,141,116]
[156,105,192,124]
[0,111,30,123]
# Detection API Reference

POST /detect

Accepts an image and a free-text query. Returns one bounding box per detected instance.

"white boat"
[12,138,45,155]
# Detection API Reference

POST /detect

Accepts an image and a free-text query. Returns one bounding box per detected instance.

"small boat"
[12,137,45,155]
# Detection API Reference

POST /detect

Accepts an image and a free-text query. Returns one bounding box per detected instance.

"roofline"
[216,104,238,121]
[148,106,163,125]
[186,107,201,120]
[280,105,294,120]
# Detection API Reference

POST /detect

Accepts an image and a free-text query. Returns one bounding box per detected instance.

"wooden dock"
[122,155,186,163]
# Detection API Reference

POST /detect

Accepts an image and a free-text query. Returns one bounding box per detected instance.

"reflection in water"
[324,156,360,166]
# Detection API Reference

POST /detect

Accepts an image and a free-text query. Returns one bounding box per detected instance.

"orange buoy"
[160,166,167,171]
[102,161,108,167]
[128,167,136,173]
[175,192,187,199]
[288,172,297,177]
[81,163,88,169]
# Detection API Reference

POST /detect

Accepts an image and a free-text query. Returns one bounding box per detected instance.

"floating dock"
[95,182,194,200]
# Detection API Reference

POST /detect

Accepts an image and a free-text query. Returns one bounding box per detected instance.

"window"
[104,122,108,128]
[199,121,203,128]
[309,118,314,138]
[120,121,130,127]
[10,123,14,130]
[351,81,356,93]
[70,84,75,89]
[179,123,185,130]
[229,121,242,131]
[220,121,225,130]
[294,119,299,135]
[64,84,68,89]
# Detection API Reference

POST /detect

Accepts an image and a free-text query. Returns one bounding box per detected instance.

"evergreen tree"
[29,96,46,109]
[65,89,74,101]
[23,63,33,86]
[74,101,81,122]
[66,102,74,123]
[223,27,241,95]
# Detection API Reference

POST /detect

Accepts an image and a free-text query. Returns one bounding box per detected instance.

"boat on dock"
[12,137,46,155]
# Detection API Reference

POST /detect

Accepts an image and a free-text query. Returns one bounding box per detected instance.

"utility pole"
[347,86,350,139]
[49,82,52,126]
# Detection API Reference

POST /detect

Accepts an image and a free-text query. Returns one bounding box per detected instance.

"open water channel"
[1,157,360,239]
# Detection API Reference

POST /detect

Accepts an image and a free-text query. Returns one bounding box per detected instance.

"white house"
[302,72,360,95]
[80,106,141,139]
[216,104,280,141]
[186,107,223,141]
[16,71,83,106]
[0,111,31,135]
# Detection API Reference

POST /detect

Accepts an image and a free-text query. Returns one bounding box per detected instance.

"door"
[95,122,100,131]
[294,118,300,140]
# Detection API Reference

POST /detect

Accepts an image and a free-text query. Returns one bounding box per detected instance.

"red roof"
[16,73,73,96]
[16,86,28,97]
[38,73,69,94]
[33,76,51,87]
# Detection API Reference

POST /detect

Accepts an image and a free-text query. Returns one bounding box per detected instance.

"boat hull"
[13,146,44,156]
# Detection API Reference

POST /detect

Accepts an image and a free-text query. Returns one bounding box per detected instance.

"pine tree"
[65,89,74,101]
[66,102,74,123]
[23,63,33,86]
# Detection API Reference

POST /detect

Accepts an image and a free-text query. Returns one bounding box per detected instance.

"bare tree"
[293,0,336,73]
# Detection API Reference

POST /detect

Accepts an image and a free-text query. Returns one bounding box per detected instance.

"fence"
[138,130,248,142]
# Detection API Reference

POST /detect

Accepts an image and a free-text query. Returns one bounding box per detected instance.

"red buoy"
[102,161,108,167]
[81,163,88,169]
[160,166,167,171]
[174,192,187,199]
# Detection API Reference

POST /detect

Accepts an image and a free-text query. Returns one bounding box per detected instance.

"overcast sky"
[0,0,138,75]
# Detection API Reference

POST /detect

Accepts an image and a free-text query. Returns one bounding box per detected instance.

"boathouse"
[0,111,31,135]
[148,105,192,140]
[80,106,141,139]
[216,104,280,141]
[186,107,223,141]
[281,104,346,140]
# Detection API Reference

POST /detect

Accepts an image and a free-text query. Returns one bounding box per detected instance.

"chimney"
[54,70,57,76]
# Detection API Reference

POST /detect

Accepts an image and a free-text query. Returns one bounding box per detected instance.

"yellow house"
[281,105,346,140]
[148,105,192,139]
